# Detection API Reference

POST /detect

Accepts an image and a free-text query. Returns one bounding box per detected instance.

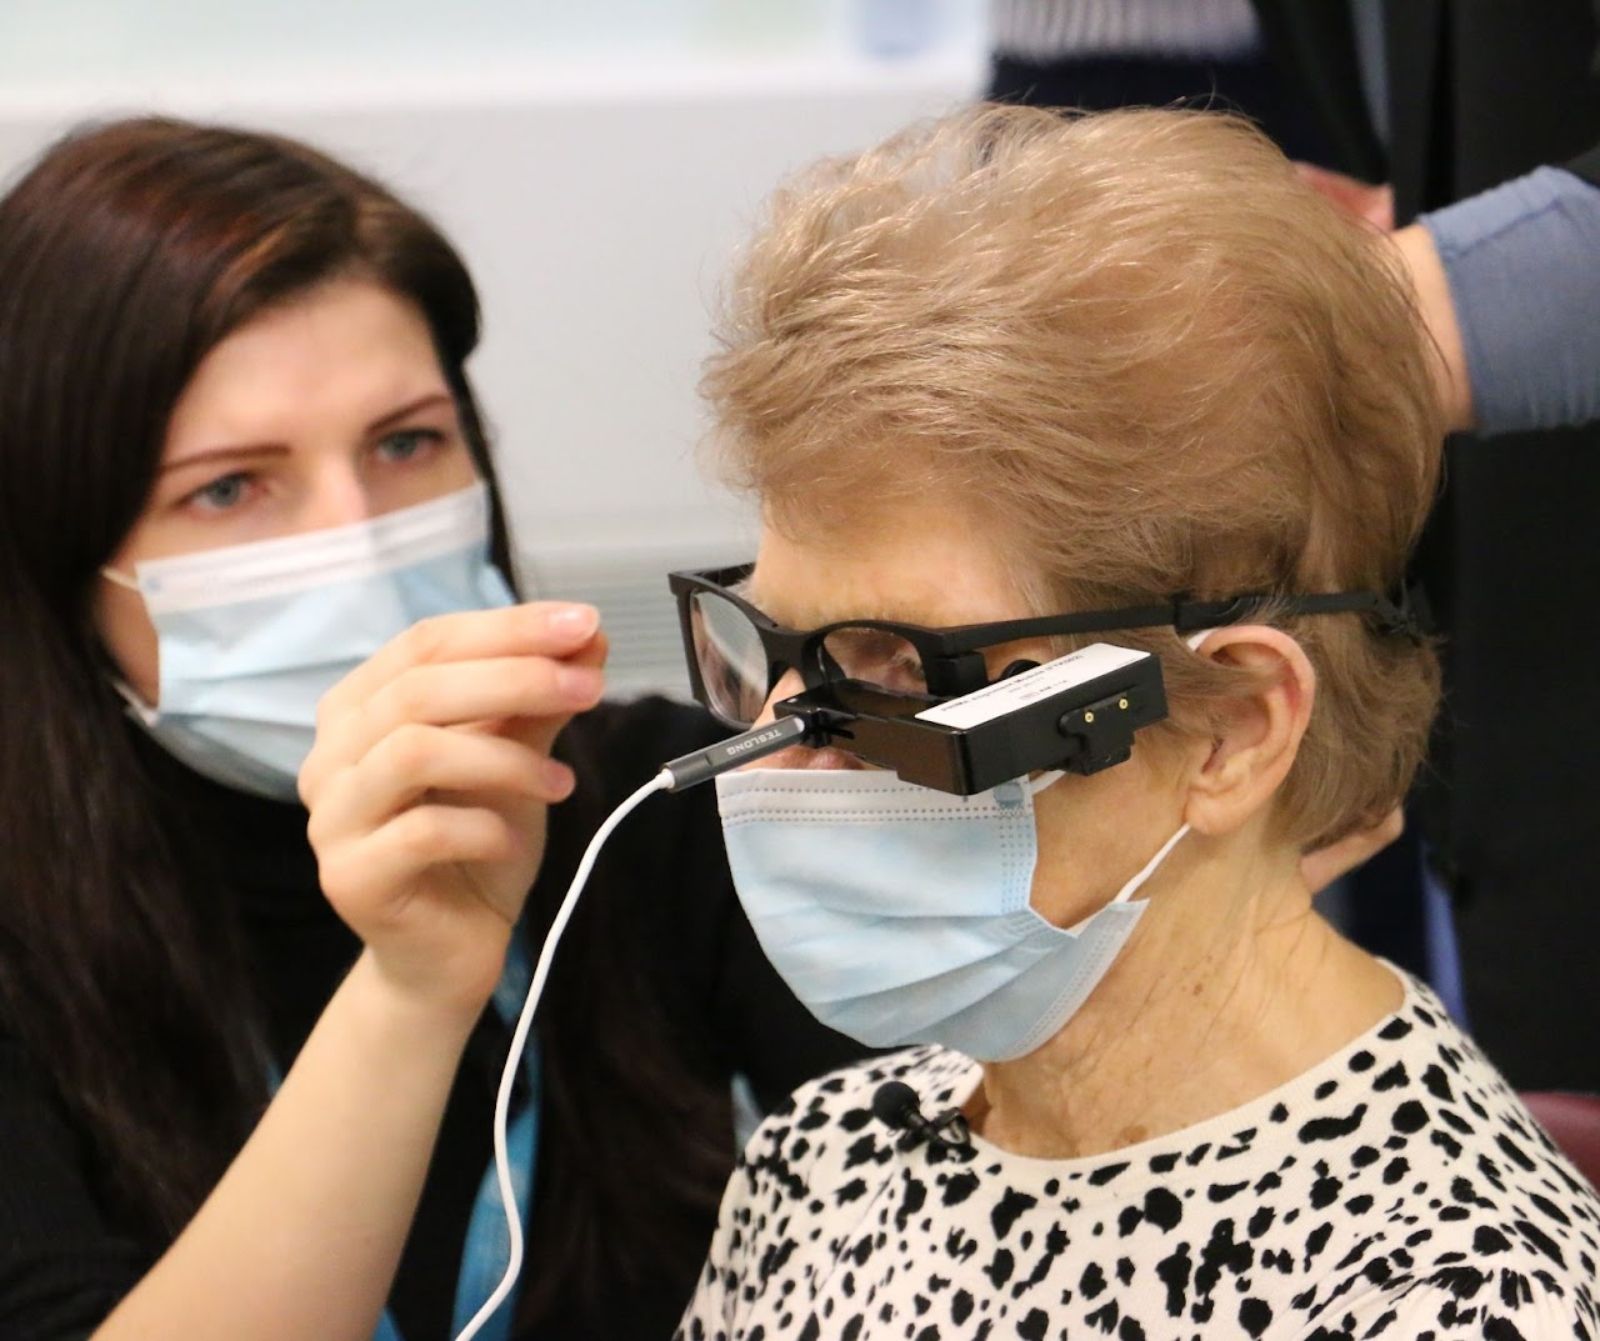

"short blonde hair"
[703,106,1445,849]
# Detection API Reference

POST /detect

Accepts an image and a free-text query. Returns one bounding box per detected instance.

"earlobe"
[1181,627,1315,837]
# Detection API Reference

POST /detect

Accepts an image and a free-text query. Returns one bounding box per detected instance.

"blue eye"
[376,428,443,464]
[186,472,253,513]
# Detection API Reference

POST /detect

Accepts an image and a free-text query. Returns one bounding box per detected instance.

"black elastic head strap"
[1364,580,1432,641]
[1171,582,1431,641]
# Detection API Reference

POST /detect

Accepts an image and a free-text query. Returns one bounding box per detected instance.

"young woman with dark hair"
[0,117,858,1340]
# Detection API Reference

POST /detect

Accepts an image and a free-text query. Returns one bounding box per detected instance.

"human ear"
[1181,627,1316,838]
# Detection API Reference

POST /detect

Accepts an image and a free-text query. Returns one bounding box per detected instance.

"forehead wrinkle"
[744,576,957,631]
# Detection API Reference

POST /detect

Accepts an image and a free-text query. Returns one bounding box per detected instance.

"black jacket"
[0,699,864,1341]
[1255,0,1600,1090]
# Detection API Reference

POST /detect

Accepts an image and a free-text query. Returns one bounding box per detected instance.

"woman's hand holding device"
[300,600,607,1018]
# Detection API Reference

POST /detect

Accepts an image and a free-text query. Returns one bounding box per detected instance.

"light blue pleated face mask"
[102,482,513,801]
[715,765,1190,1063]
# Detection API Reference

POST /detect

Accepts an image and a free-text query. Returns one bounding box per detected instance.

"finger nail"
[548,604,599,638]
[544,760,576,798]
[557,664,604,703]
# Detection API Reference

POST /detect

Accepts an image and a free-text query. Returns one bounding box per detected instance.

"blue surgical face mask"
[715,765,1189,1063]
[102,482,513,801]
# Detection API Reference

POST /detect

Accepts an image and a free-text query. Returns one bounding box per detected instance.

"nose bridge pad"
[761,665,808,723]
[789,634,837,694]
[815,642,845,686]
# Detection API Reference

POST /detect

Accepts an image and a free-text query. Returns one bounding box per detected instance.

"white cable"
[452,769,673,1341]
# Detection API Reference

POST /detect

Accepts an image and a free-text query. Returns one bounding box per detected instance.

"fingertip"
[545,602,600,642]
[578,629,611,669]
[543,759,576,800]
[556,663,606,707]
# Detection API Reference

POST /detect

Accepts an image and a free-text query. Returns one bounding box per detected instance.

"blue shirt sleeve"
[1420,166,1600,437]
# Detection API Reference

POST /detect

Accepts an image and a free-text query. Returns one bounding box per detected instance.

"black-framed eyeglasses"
[669,563,1422,730]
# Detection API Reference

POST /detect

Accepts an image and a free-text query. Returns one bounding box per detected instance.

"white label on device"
[914,643,1149,731]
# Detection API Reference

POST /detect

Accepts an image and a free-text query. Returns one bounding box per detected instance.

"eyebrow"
[160,391,457,475]
[367,391,455,434]
[747,583,943,631]
[159,442,288,476]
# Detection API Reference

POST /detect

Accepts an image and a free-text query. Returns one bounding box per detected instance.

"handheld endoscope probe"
[660,641,1169,795]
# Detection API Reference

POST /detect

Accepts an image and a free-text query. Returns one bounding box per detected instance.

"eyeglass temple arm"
[932,588,1422,650]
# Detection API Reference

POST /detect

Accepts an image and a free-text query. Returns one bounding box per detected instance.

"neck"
[967,834,1402,1159]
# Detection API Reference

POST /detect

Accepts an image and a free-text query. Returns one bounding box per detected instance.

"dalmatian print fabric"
[678,975,1599,1339]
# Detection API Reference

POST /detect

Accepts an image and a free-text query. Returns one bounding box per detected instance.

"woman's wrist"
[1389,223,1473,434]
[344,947,498,1055]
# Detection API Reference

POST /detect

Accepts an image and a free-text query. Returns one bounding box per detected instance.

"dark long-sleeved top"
[0,697,865,1341]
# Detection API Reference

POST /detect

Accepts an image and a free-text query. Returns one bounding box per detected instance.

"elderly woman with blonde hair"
[672,106,1600,1339]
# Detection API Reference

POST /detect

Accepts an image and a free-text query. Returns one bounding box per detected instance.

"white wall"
[0,3,985,692]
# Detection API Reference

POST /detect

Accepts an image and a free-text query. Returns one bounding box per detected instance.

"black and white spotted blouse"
[678,976,1599,1340]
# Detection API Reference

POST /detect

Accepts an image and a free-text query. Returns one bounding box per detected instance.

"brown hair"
[703,105,1445,849]
[0,117,723,1322]
[0,114,495,1246]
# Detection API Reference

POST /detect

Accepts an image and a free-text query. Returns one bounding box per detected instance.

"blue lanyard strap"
[373,927,542,1341]
[448,930,541,1340]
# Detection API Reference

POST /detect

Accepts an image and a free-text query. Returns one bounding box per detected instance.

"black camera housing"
[773,644,1168,796]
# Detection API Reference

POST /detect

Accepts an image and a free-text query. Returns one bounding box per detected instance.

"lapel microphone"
[871,1081,975,1157]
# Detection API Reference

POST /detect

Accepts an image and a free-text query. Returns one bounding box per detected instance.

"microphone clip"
[871,1080,975,1159]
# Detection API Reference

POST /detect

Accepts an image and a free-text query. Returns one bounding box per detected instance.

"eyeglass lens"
[689,591,771,726]
[689,589,931,726]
